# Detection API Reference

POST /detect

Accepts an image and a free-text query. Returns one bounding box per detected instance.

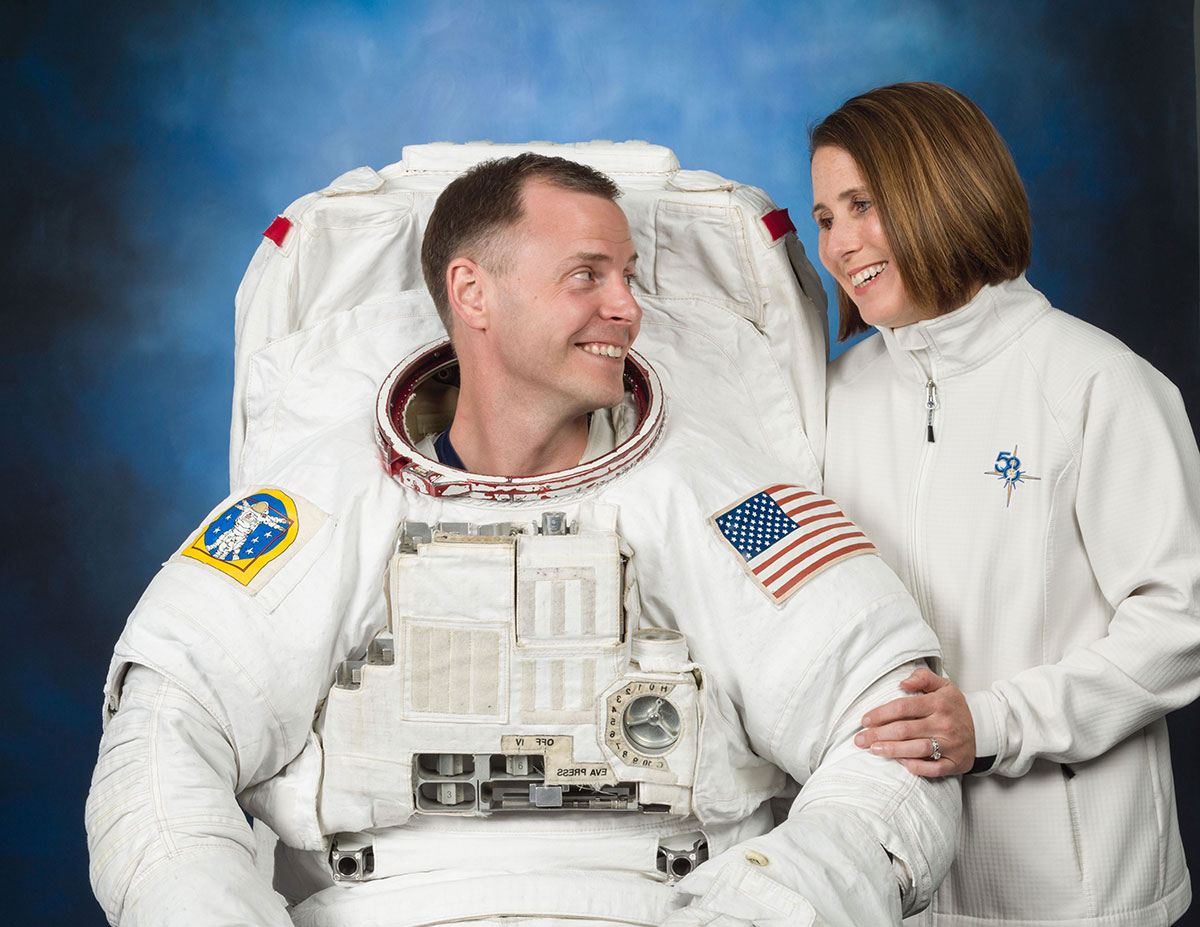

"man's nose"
[605,278,642,325]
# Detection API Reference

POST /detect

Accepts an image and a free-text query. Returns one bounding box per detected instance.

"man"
[87,153,957,926]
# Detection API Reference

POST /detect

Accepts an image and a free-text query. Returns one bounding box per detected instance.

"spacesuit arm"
[86,664,292,927]
[967,355,1200,778]
[644,533,959,926]
[668,660,959,926]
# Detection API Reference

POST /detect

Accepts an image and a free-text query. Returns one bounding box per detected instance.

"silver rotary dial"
[622,695,681,752]
[605,680,683,768]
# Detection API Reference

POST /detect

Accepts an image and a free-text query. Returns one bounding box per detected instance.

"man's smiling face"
[486,179,642,420]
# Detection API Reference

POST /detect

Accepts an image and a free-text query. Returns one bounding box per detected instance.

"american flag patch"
[711,484,876,604]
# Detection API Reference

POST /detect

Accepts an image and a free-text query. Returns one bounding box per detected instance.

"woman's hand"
[853,667,975,777]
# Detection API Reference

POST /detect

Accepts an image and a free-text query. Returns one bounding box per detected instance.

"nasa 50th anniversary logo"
[181,490,301,585]
[985,446,1040,508]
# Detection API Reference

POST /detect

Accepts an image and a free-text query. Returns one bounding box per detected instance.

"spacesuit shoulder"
[104,422,404,786]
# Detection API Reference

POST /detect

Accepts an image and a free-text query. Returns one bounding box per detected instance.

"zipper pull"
[925,379,938,443]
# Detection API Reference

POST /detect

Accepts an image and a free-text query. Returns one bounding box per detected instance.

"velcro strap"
[761,208,795,241]
[263,215,292,247]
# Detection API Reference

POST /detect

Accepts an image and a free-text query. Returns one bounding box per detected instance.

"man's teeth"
[850,262,887,288]
[582,344,623,358]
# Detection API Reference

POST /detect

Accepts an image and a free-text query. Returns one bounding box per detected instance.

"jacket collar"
[876,275,1049,380]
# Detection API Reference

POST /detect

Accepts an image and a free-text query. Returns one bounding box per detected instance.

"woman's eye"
[624,273,638,288]
[852,198,872,213]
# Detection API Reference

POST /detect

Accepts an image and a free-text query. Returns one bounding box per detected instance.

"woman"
[812,81,1200,926]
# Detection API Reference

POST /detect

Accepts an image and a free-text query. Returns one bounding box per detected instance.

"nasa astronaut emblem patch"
[180,489,304,587]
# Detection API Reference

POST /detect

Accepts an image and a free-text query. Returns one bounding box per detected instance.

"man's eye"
[816,216,832,230]
[624,273,638,288]
[572,269,595,282]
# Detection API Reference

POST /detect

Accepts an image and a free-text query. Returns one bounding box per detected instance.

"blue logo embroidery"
[986,446,1040,508]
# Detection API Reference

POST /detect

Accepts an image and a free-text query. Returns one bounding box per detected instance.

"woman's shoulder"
[1019,295,1166,400]
[1024,300,1135,367]
[1009,292,1189,441]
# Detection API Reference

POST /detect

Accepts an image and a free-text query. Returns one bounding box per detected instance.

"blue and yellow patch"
[181,490,300,585]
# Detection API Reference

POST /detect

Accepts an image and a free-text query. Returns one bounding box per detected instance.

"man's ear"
[447,257,490,332]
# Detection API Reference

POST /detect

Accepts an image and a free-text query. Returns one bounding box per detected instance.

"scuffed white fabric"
[87,664,295,926]
[824,275,1200,926]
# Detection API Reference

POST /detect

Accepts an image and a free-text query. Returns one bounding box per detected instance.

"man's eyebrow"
[561,251,639,269]
[570,251,638,264]
[811,188,869,216]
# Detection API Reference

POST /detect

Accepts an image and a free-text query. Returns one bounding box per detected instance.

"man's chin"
[593,385,627,411]
[571,380,624,411]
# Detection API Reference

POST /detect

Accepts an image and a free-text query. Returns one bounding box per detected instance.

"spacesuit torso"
[238,345,785,922]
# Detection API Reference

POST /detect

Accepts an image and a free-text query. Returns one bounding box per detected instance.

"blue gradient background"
[4,2,1198,922]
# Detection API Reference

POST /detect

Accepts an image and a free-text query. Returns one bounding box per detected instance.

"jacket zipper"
[924,379,938,443]
[908,357,937,623]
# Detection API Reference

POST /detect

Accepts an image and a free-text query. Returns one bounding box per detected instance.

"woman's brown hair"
[810,82,1032,340]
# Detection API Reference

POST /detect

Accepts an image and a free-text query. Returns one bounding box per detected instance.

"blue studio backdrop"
[4,2,1199,923]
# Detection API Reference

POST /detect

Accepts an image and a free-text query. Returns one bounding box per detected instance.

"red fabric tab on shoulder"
[263,215,292,247]
[761,208,795,241]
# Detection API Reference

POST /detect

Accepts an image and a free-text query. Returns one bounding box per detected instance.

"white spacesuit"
[86,143,959,927]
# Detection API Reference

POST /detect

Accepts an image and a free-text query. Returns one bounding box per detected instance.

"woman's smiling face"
[811,145,932,330]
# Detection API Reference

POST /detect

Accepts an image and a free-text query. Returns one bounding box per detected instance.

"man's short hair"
[810,82,1032,341]
[421,153,622,332]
